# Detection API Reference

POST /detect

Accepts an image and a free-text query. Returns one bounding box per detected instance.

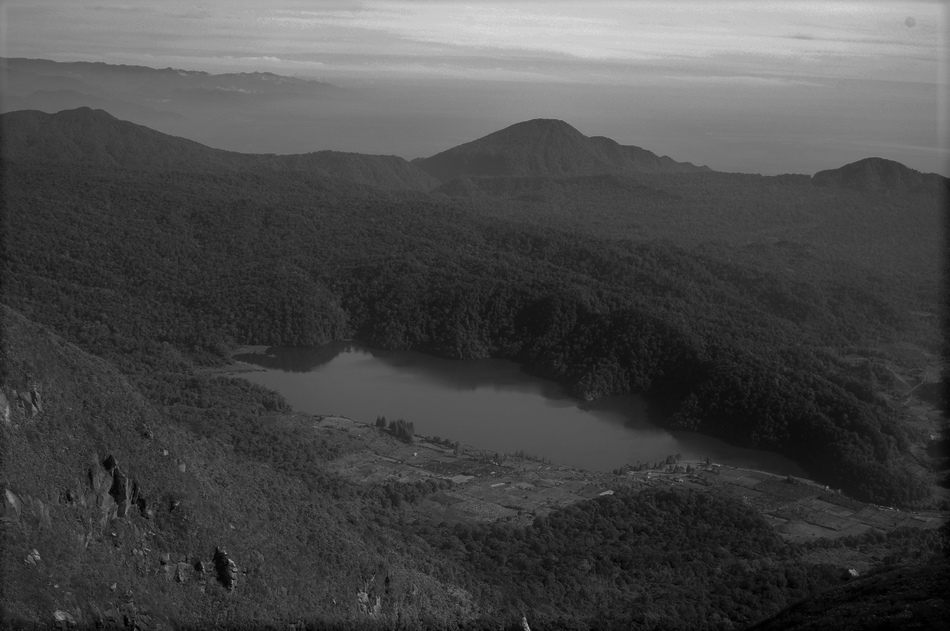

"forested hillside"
[2,108,944,509]
[2,106,947,629]
[1,108,439,191]
[20,303,940,629]
[413,118,710,181]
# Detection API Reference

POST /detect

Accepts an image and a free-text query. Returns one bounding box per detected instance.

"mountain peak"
[414,119,710,181]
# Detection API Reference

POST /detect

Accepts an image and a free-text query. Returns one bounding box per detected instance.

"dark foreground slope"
[10,305,944,630]
[748,562,950,631]
[1,109,941,509]
[413,118,710,181]
[0,305,483,628]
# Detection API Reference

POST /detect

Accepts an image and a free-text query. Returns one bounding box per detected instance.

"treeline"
[1,161,933,505]
[375,416,415,443]
[418,487,846,629]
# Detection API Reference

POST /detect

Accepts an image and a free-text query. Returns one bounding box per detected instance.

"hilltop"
[413,118,711,181]
[813,157,948,193]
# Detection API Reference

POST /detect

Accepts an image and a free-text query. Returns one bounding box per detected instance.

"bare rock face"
[213,547,238,591]
[175,562,192,583]
[52,609,77,630]
[0,391,10,426]
[2,487,23,522]
[11,388,39,418]
[109,468,131,517]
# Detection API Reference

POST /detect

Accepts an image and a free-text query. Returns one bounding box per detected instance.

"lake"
[234,342,809,477]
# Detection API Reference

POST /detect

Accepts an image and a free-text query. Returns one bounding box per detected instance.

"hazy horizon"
[2,1,947,176]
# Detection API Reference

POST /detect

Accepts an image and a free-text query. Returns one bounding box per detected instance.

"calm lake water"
[234,342,808,477]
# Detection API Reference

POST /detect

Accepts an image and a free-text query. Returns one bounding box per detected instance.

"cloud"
[5,0,943,86]
[665,74,830,88]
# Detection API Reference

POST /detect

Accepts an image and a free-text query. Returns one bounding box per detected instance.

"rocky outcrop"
[9,386,42,419]
[52,609,77,630]
[0,391,10,425]
[213,547,238,591]
[25,548,42,566]
[2,487,23,522]
[86,455,148,527]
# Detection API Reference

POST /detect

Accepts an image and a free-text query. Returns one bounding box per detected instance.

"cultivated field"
[311,415,946,546]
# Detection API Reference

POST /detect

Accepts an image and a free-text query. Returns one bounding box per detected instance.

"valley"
[1,94,947,629]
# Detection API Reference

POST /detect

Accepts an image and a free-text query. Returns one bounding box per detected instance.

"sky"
[2,0,948,175]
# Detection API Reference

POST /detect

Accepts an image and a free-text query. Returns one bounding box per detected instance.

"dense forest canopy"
[2,108,945,509]
[1,106,947,630]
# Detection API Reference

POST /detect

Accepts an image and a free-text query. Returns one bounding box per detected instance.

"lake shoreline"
[310,413,945,563]
[218,342,812,476]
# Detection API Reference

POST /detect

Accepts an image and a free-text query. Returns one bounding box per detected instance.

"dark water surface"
[235,343,808,476]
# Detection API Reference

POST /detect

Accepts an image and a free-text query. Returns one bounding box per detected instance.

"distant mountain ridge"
[2,57,337,98]
[3,107,946,198]
[0,108,440,192]
[413,118,713,181]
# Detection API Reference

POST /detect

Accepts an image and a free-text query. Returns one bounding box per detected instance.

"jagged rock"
[98,493,117,531]
[2,488,23,522]
[24,548,41,566]
[88,464,104,492]
[30,386,42,413]
[12,388,38,417]
[356,592,382,618]
[38,498,52,529]
[175,562,191,583]
[213,547,238,590]
[520,615,531,631]
[53,609,77,629]
[136,496,151,519]
[0,391,10,425]
[109,468,132,518]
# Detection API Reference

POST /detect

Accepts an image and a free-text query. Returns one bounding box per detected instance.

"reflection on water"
[236,343,809,477]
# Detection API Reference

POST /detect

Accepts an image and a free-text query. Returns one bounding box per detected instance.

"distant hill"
[0,108,440,191]
[413,118,711,182]
[813,157,949,193]
[1,57,338,105]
